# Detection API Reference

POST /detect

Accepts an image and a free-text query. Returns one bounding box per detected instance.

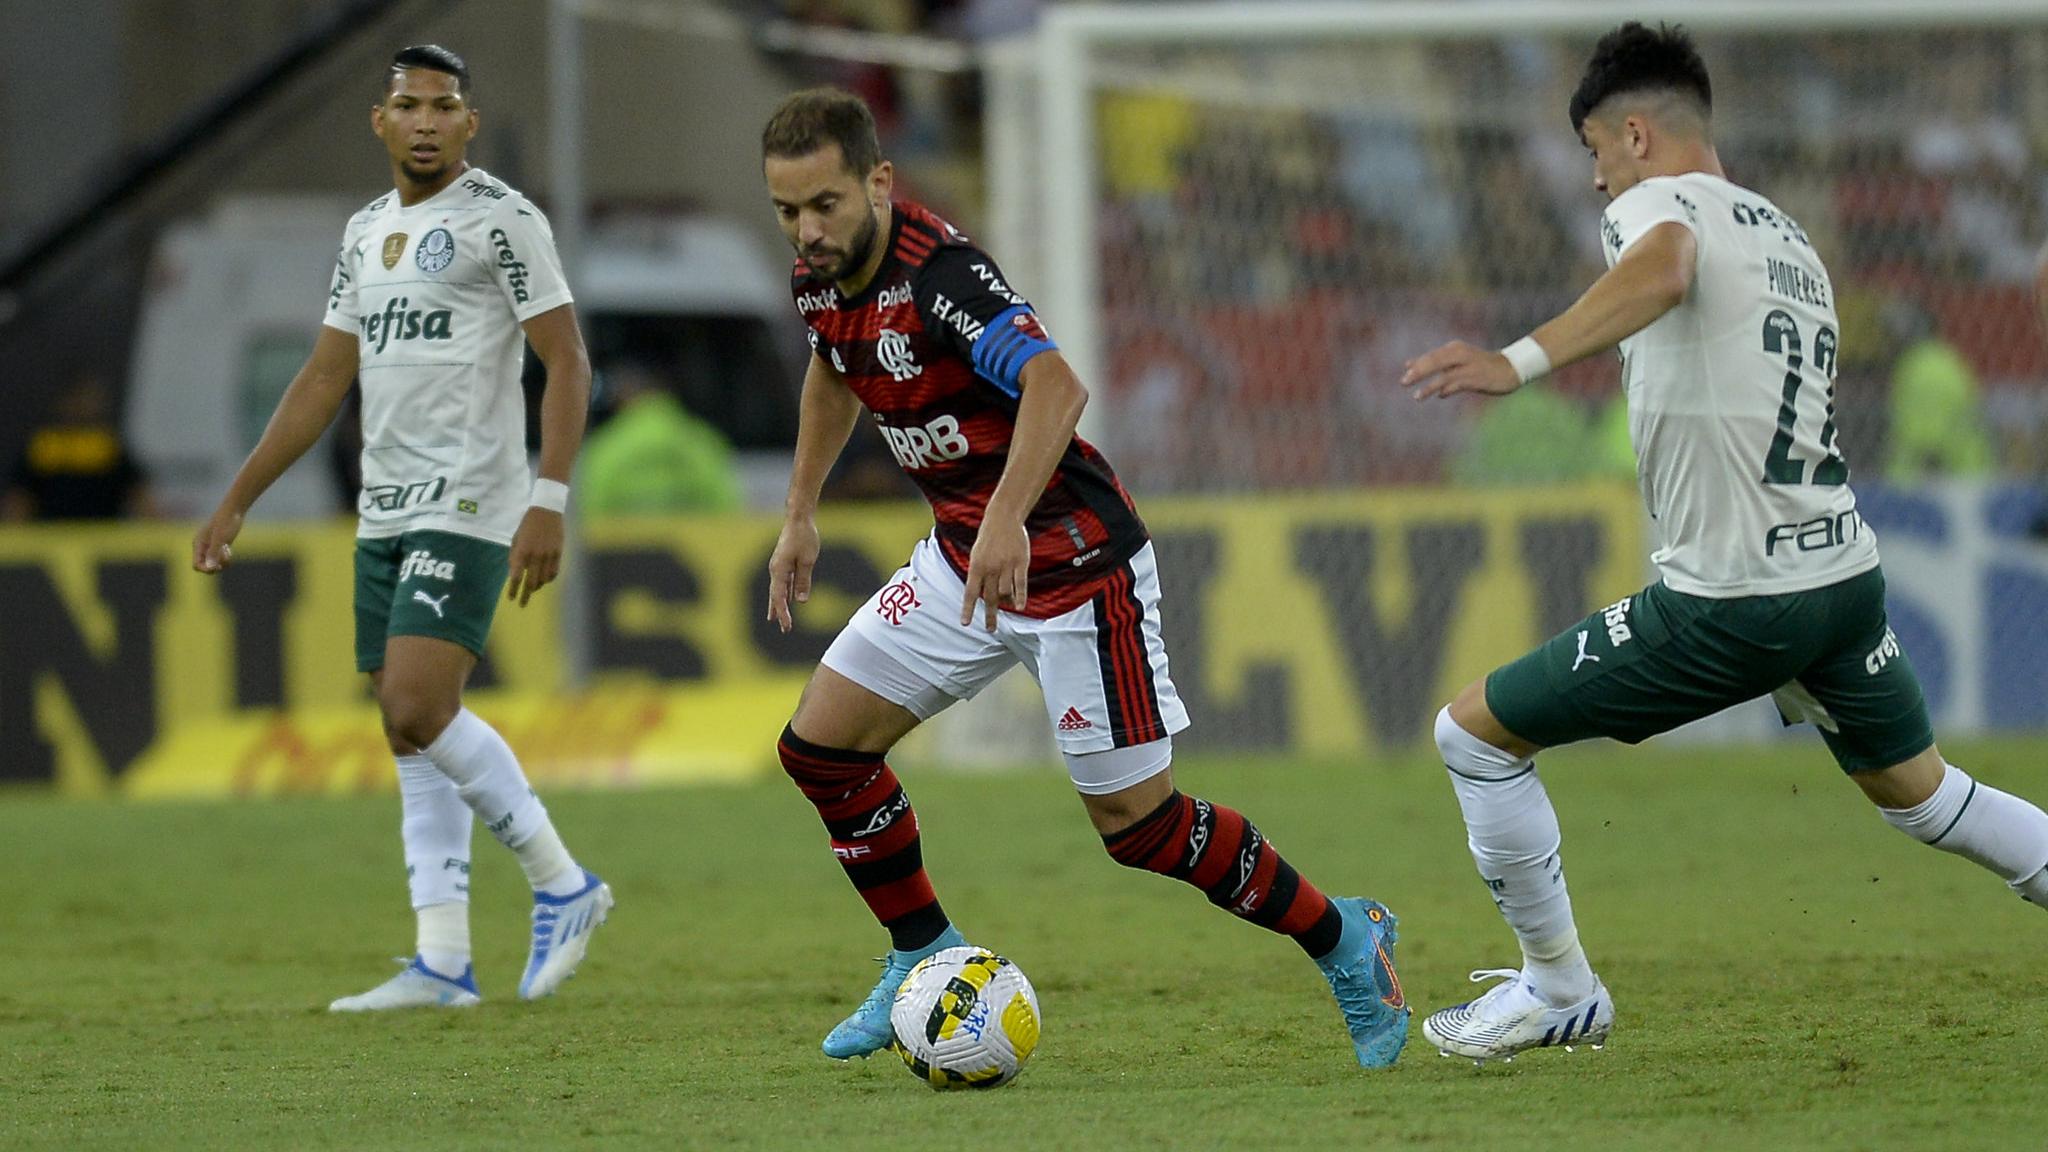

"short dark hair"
[761,87,881,176]
[1568,22,1710,134]
[386,44,471,101]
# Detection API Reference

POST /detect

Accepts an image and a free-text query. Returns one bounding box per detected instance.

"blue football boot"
[1315,897,1411,1068]
[822,925,967,1059]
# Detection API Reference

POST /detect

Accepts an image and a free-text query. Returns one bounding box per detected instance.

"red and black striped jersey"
[792,200,1148,618]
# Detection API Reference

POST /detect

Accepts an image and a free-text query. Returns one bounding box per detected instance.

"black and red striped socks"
[1103,790,1344,959]
[778,725,950,952]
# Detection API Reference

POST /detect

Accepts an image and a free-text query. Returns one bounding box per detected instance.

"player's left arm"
[508,302,591,607]
[1404,221,1696,400]
[966,351,1088,630]
[911,243,1077,629]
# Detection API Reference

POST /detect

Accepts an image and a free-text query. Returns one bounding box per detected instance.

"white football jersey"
[1602,171,1878,598]
[322,168,572,543]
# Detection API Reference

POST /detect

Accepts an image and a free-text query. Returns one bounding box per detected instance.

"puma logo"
[413,590,450,618]
[1571,629,1601,671]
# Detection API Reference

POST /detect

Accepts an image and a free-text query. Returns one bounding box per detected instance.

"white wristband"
[529,478,570,513]
[1500,336,1552,385]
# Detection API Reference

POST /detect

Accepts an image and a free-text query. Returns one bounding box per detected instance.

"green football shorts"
[1485,566,1934,773]
[353,529,509,673]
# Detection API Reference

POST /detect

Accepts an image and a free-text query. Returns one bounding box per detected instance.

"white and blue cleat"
[518,870,614,1001]
[328,956,481,1012]
[1316,896,1411,1068]
[822,924,968,1060]
[1422,967,1614,1065]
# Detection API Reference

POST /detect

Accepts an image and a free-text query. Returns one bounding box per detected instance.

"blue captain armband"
[970,305,1059,397]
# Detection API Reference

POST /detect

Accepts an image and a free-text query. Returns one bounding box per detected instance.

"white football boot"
[1421,967,1614,1065]
[518,870,614,1000]
[328,957,481,1012]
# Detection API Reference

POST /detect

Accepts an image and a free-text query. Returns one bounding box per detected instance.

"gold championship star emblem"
[381,232,409,270]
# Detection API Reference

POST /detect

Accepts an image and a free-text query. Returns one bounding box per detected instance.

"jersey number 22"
[1760,309,1848,486]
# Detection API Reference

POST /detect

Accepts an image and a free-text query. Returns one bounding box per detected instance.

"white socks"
[1881,762,2048,905]
[398,753,473,975]
[399,753,472,906]
[416,903,471,977]
[1436,706,2048,1010]
[423,709,585,898]
[1435,706,1596,1006]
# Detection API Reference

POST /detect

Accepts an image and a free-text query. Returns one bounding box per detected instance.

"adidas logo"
[1057,707,1093,732]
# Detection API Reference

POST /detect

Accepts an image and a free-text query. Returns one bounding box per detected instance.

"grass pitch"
[5,738,2047,1150]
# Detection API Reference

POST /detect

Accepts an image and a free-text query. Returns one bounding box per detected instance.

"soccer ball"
[889,946,1041,1090]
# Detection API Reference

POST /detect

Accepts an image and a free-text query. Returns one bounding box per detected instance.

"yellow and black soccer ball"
[889,946,1041,1090]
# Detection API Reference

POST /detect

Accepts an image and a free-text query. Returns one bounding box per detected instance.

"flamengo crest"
[876,328,922,382]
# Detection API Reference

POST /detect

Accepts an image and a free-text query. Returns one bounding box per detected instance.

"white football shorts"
[821,534,1190,779]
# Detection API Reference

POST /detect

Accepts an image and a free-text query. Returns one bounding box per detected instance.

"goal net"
[999,1,2048,493]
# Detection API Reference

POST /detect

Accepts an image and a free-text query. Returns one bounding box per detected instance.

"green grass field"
[6,739,2048,1151]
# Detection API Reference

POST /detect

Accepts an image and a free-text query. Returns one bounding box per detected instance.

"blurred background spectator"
[4,372,155,521]
[1883,299,1995,482]
[579,362,745,517]
[1450,386,1599,487]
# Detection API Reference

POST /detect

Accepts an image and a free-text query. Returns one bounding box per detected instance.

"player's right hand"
[192,505,245,574]
[1402,340,1522,401]
[767,515,821,634]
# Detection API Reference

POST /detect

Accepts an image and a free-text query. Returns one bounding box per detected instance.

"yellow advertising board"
[0,485,1643,797]
[123,680,797,799]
